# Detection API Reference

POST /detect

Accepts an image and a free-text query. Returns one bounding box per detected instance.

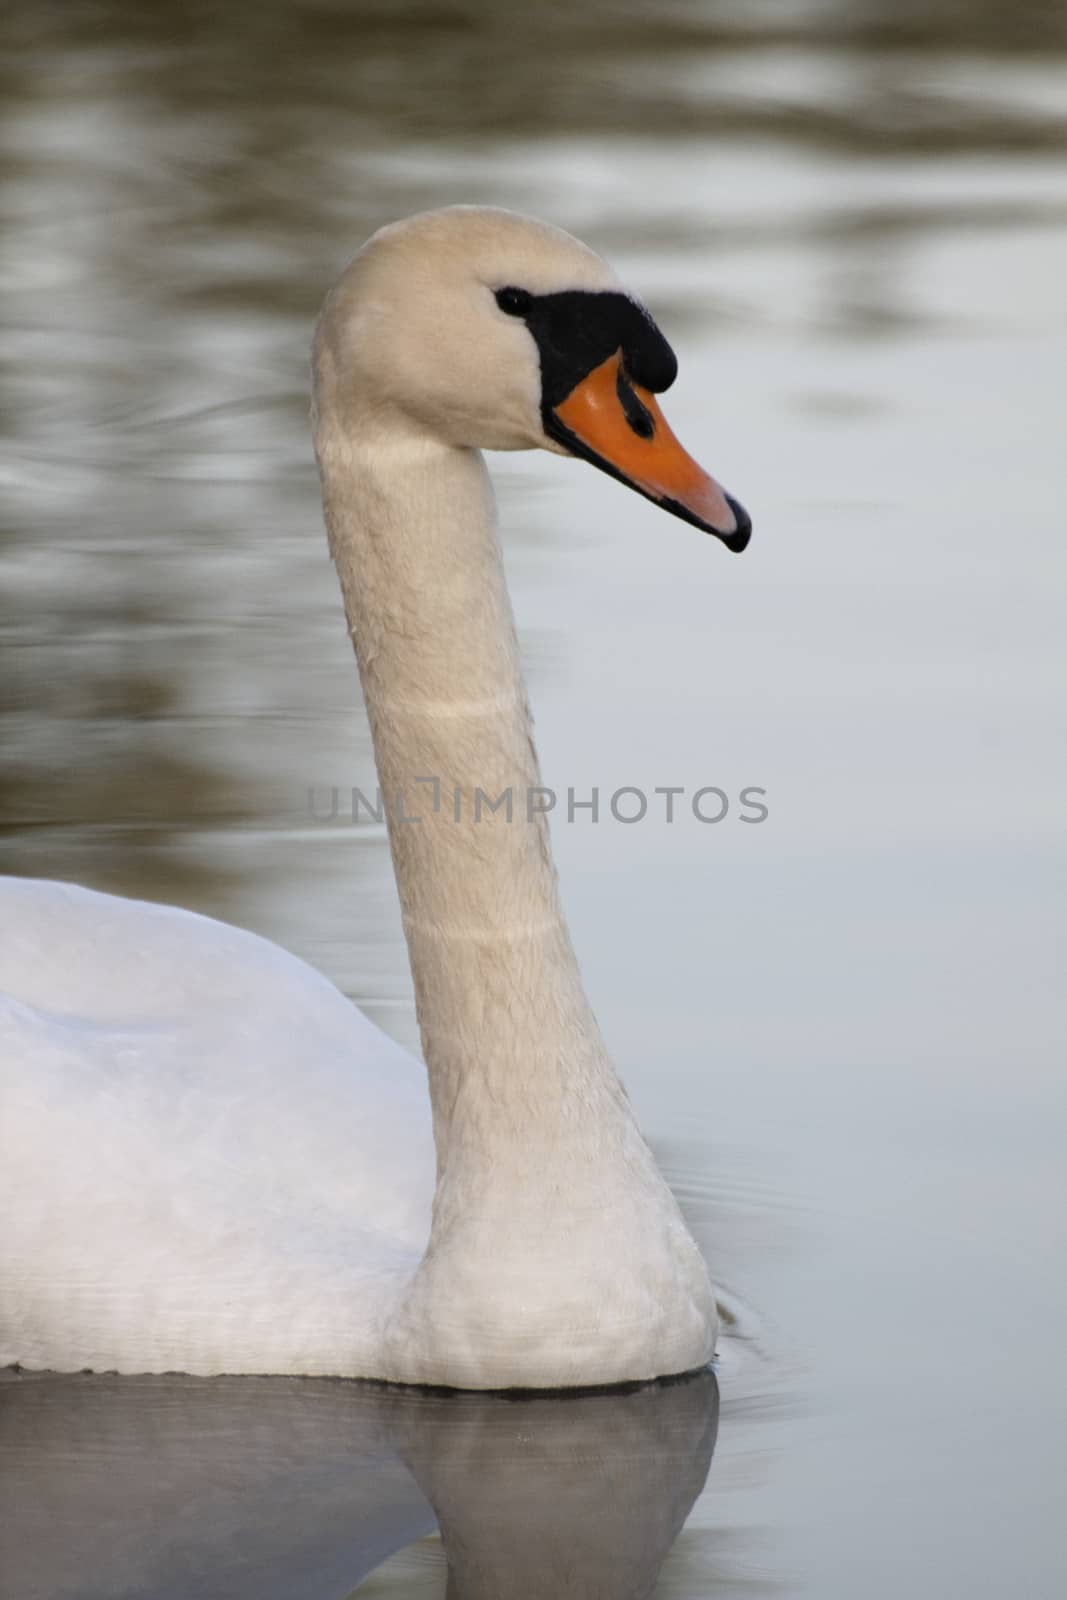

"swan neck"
[316,427,617,1157]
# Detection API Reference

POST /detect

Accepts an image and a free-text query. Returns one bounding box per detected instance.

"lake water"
[2,2,1065,1595]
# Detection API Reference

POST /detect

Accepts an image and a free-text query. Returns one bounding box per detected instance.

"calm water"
[2,1,1066,1595]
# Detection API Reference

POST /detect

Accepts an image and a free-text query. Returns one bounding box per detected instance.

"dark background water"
[2,2,1065,1595]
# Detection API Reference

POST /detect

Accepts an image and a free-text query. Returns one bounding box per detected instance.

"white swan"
[0,206,750,1389]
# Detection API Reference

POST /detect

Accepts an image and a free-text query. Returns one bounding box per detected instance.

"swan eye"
[495,285,533,317]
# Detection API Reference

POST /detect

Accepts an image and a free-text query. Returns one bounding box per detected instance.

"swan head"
[314,205,750,552]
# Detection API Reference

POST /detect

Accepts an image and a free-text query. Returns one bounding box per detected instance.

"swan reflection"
[0,1367,717,1598]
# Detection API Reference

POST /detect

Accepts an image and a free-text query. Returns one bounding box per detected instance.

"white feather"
[0,207,717,1387]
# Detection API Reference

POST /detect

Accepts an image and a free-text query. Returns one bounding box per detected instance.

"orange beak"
[548,351,751,552]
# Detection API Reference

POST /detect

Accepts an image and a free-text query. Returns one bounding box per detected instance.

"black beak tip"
[720,494,752,554]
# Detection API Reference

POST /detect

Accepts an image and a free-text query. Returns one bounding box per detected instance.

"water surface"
[2,2,1065,1595]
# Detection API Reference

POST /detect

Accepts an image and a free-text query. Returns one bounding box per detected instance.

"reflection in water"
[0,1368,717,1600]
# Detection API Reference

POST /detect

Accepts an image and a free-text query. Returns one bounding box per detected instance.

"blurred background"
[2,2,1065,1595]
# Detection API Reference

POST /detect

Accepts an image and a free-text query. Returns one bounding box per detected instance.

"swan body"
[1,877,434,1377]
[0,206,750,1388]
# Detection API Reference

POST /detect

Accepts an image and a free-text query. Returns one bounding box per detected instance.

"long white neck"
[316,422,627,1173]
[314,405,714,1389]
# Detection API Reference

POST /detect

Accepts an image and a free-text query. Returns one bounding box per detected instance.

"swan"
[0,205,751,1389]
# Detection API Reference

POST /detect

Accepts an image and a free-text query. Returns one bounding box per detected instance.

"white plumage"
[1,207,726,1387]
